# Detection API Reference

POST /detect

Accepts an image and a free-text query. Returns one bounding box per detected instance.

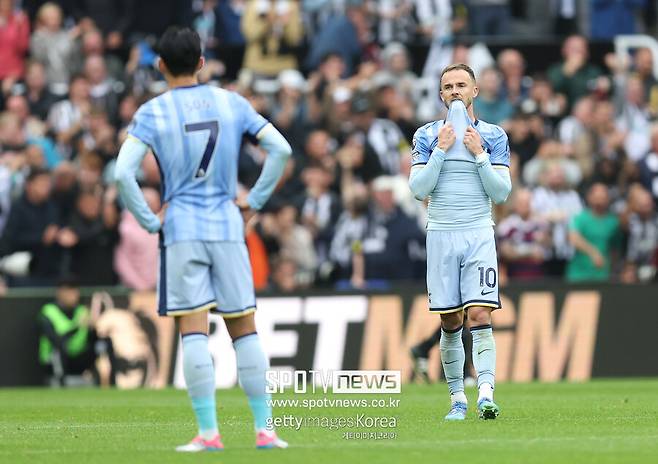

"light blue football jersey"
[411,100,510,231]
[128,84,268,246]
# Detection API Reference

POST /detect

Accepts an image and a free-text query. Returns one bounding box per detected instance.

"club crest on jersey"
[411,135,421,161]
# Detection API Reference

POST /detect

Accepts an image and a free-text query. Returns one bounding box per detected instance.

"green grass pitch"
[1,380,657,464]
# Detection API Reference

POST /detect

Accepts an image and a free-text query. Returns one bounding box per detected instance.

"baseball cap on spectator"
[351,92,372,113]
[278,69,306,92]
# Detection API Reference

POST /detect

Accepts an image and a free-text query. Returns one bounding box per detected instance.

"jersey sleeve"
[127,102,157,148]
[411,125,431,166]
[233,93,269,137]
[489,126,510,167]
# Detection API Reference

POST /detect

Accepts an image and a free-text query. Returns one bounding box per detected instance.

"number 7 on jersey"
[184,121,219,178]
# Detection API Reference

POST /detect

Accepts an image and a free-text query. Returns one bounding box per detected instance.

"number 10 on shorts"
[478,266,496,288]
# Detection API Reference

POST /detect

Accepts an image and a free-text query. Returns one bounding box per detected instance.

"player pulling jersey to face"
[409,63,512,421]
[115,27,290,451]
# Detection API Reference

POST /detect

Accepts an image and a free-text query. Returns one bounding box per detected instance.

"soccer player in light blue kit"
[409,64,512,420]
[115,27,291,451]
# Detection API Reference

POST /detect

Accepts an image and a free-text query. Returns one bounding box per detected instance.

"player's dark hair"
[440,63,476,85]
[156,26,202,77]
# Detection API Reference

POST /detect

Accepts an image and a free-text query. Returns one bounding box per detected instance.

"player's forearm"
[409,149,446,200]
[114,137,161,233]
[475,154,512,204]
[247,124,293,210]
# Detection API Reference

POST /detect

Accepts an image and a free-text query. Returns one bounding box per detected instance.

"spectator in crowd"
[335,130,383,187]
[567,182,622,282]
[589,0,646,40]
[193,0,220,58]
[271,69,311,150]
[631,47,658,113]
[47,74,91,158]
[30,2,81,95]
[357,176,425,286]
[63,186,118,286]
[496,48,532,106]
[497,188,550,280]
[414,0,458,43]
[0,168,61,286]
[241,0,303,77]
[520,75,567,125]
[329,181,370,281]
[372,42,417,102]
[351,92,409,176]
[116,93,139,134]
[215,0,247,80]
[22,60,59,121]
[557,95,594,152]
[475,67,514,126]
[0,0,30,94]
[296,164,342,268]
[78,29,126,84]
[114,187,159,290]
[306,2,370,76]
[507,110,542,171]
[270,254,299,292]
[262,204,318,287]
[372,0,414,44]
[638,124,658,203]
[616,75,651,163]
[620,186,658,282]
[83,55,123,124]
[547,35,603,110]
[71,0,134,51]
[532,162,583,277]
[606,47,658,113]
[373,79,417,143]
[573,99,626,183]
[522,138,582,188]
[300,128,337,174]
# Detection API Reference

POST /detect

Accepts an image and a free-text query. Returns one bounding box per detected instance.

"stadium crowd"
[0,0,657,294]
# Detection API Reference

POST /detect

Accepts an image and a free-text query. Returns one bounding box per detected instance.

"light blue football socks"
[440,325,467,403]
[234,333,272,430]
[182,333,218,439]
[471,324,496,401]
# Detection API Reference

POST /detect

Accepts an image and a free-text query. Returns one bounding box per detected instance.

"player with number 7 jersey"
[115,27,291,451]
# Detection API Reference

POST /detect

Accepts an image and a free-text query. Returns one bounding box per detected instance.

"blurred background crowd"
[1,0,658,294]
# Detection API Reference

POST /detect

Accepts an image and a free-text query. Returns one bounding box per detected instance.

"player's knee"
[467,307,492,327]
[225,313,257,340]
[440,311,464,331]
